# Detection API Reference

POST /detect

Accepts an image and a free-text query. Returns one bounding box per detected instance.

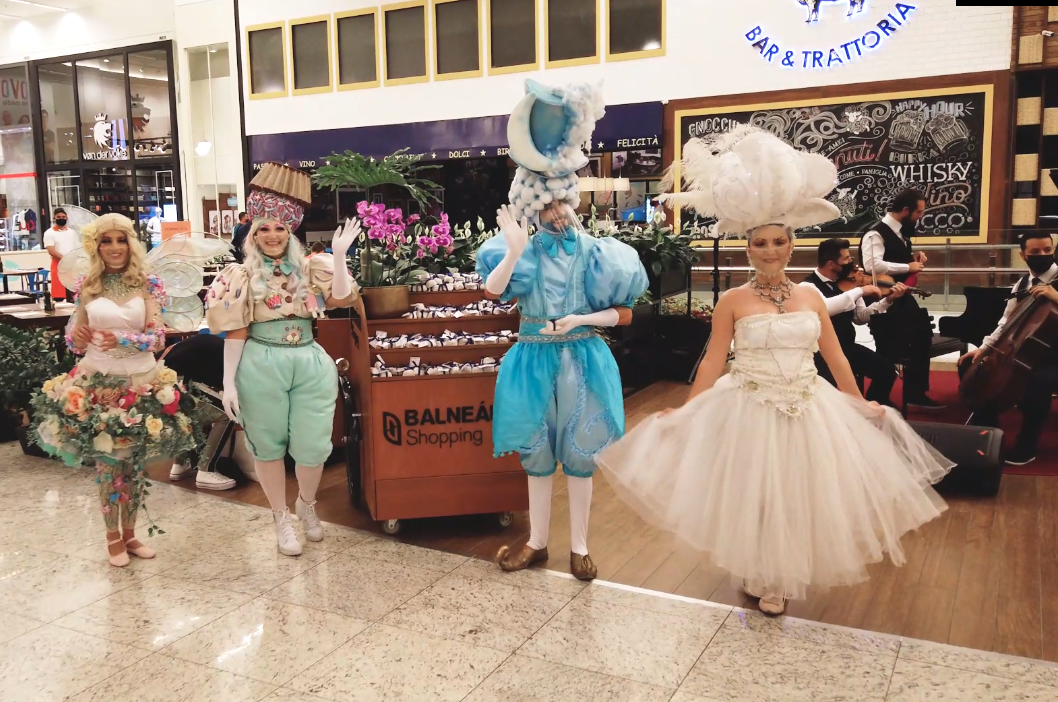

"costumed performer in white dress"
[596,126,954,614]
[207,163,360,557]
[477,79,648,580]
[33,213,214,567]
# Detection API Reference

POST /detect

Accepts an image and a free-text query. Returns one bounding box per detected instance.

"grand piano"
[936,286,1012,349]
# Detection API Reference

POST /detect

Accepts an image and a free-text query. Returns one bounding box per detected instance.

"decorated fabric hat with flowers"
[247,162,312,231]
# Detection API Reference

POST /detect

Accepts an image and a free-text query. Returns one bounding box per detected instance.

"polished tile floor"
[3,444,1058,701]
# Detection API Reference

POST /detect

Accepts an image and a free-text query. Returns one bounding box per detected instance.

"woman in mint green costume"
[479,78,648,580]
[207,163,360,558]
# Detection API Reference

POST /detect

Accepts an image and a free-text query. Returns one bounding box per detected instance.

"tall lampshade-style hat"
[505,78,605,222]
[661,124,840,237]
[246,162,312,231]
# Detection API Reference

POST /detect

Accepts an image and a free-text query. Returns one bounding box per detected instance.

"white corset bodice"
[82,296,156,376]
[729,311,820,417]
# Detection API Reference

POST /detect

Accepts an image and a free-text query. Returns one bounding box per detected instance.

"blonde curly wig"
[79,213,148,302]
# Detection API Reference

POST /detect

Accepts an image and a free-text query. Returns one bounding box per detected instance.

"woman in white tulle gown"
[596,126,954,615]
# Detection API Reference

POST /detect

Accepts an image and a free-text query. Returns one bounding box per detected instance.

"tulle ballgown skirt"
[595,375,955,600]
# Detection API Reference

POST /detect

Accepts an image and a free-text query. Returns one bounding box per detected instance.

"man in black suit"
[959,233,1058,466]
[801,238,906,405]
[859,188,943,409]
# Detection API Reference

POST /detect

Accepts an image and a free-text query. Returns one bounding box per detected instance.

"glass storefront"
[0,64,40,252]
[30,41,182,249]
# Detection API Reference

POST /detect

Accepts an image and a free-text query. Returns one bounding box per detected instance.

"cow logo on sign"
[797,0,866,23]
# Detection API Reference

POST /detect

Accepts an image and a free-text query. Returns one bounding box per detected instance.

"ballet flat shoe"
[570,553,597,581]
[107,538,129,568]
[496,544,548,572]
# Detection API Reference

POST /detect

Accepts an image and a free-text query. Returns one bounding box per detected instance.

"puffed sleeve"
[205,264,252,333]
[309,253,359,308]
[585,237,649,311]
[474,233,538,302]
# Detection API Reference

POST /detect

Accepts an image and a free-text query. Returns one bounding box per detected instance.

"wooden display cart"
[317,289,528,534]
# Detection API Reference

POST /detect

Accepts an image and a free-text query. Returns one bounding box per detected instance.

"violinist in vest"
[860,188,944,410]
[958,233,1058,466]
[801,238,907,405]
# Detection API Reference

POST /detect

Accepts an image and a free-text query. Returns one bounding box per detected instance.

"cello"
[959,285,1058,412]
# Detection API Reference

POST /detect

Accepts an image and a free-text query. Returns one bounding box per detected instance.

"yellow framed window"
[606,0,664,61]
[433,0,483,80]
[487,0,538,75]
[290,15,333,95]
[382,1,430,85]
[545,0,599,68]
[247,21,288,99]
[336,8,381,90]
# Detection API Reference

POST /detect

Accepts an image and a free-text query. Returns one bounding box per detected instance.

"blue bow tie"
[537,229,577,258]
[265,256,295,275]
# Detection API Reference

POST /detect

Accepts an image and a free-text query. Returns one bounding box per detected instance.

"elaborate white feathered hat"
[661,125,839,236]
[505,79,605,221]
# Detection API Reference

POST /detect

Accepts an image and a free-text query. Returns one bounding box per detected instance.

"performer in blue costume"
[477,80,648,580]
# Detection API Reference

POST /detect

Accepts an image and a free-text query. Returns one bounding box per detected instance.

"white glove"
[331,219,359,301]
[539,309,621,336]
[486,205,530,297]
[222,338,246,422]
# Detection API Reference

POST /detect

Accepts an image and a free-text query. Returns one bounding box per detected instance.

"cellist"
[959,232,1058,466]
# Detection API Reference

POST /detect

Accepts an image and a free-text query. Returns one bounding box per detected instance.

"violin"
[836,265,931,304]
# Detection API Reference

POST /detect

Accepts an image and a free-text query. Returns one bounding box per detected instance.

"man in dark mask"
[801,238,907,405]
[859,188,942,409]
[959,233,1058,465]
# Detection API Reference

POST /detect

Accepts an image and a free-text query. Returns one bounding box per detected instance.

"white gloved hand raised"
[222,338,246,423]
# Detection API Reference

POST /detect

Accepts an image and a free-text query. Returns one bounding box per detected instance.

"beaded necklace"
[750,276,793,314]
[102,272,143,300]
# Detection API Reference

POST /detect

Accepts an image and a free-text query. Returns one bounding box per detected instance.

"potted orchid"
[354,202,465,317]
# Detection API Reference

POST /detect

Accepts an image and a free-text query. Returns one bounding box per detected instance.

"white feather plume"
[660,125,840,235]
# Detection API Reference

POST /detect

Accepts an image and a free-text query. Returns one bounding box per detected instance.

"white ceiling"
[0,0,95,19]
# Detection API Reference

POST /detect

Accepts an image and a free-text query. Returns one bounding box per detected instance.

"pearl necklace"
[751,277,793,314]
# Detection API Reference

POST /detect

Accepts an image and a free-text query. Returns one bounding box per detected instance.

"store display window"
[0,64,40,251]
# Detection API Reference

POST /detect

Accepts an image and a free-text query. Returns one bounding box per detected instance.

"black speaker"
[908,421,1003,497]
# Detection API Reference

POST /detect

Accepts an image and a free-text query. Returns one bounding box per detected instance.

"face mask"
[839,262,855,278]
[56,219,67,226]
[1026,254,1054,276]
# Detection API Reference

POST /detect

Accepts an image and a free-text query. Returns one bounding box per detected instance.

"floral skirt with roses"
[32,361,204,525]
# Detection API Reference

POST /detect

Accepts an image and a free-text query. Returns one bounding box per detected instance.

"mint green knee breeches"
[236,321,338,466]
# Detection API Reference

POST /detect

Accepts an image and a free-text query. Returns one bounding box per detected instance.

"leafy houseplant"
[312,149,442,317]
[614,209,699,298]
[0,323,76,451]
[418,217,498,275]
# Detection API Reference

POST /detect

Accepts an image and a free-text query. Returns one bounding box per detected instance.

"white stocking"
[567,475,593,556]
[255,459,287,512]
[295,463,323,503]
[526,475,553,551]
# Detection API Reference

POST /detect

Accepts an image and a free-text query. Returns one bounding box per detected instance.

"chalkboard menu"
[676,87,993,242]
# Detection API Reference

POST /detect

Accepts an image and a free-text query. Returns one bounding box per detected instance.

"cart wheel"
[497,512,515,528]
[381,519,401,535]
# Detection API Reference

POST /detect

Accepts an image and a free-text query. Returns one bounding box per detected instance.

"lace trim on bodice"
[728,312,820,418]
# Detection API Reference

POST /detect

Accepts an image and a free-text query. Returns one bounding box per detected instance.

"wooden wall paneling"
[1050,6,1058,23]
[1016,154,1041,181]
[1022,35,1045,65]
[664,71,1014,240]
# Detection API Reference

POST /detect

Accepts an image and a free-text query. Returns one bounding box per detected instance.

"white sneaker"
[196,471,236,491]
[169,461,194,481]
[273,510,302,556]
[295,496,324,542]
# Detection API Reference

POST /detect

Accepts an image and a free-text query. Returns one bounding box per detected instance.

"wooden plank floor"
[149,381,1058,661]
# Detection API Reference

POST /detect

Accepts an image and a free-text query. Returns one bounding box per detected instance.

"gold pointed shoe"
[570,553,597,581]
[496,544,549,572]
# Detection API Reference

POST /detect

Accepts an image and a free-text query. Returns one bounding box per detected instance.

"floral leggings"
[95,462,144,531]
